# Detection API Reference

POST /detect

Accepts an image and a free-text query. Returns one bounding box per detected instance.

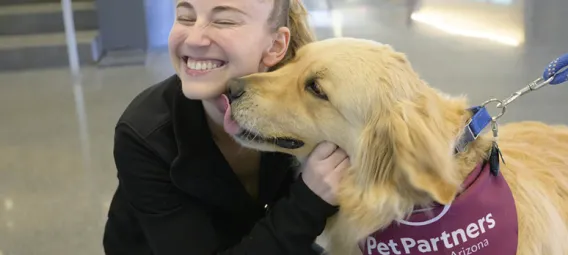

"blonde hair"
[268,0,316,71]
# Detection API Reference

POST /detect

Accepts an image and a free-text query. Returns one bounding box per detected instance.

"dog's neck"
[454,135,493,183]
[426,91,494,186]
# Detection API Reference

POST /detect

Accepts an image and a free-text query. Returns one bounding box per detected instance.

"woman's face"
[169,0,289,101]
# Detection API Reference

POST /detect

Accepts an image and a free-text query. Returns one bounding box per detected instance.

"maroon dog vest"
[359,163,518,255]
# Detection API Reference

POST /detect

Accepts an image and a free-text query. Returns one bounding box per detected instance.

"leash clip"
[497,52,568,108]
[497,76,554,108]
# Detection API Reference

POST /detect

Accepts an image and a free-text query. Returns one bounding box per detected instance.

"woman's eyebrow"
[176,2,193,9]
[211,5,250,17]
[175,2,249,17]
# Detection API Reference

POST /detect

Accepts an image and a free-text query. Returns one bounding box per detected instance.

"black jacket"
[103,75,338,255]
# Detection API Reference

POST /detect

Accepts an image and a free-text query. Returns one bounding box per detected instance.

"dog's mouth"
[218,94,305,150]
[237,129,304,149]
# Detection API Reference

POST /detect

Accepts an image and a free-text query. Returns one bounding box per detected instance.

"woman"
[102,0,350,254]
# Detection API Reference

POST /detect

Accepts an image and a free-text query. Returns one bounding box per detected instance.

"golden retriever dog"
[221,37,568,255]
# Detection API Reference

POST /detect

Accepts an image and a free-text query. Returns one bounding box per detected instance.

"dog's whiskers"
[268,121,280,140]
[249,117,261,141]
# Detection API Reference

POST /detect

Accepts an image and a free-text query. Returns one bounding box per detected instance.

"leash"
[456,52,568,175]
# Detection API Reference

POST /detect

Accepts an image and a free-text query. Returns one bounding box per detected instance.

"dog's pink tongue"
[220,94,241,135]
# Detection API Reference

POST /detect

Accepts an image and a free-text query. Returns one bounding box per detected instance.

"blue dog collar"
[455,106,492,154]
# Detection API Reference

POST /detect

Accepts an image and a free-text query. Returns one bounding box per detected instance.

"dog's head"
[223,38,470,214]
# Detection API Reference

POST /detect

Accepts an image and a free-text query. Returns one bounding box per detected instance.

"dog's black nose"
[227,78,246,102]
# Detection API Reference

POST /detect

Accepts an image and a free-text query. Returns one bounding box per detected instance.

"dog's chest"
[360,163,519,255]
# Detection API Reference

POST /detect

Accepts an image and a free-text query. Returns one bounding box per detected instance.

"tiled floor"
[1,0,567,254]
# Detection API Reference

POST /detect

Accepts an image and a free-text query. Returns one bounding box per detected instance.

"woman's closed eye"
[213,19,239,26]
[176,16,195,23]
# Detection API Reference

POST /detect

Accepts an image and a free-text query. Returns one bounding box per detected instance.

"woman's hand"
[301,142,350,206]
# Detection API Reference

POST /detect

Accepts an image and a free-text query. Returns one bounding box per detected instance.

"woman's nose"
[184,24,212,47]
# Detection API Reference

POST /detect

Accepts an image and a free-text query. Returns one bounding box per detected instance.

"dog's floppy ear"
[355,97,460,205]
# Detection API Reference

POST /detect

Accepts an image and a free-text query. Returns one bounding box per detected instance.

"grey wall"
[524,0,568,54]
[94,0,174,64]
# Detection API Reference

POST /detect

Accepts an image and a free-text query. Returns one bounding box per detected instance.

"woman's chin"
[179,80,226,101]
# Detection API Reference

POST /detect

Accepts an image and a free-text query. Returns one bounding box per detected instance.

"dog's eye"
[305,79,328,100]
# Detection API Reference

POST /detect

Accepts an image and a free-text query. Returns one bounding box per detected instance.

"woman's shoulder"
[116,74,182,137]
[112,75,187,164]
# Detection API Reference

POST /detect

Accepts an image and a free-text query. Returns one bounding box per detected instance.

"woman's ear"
[261,26,291,68]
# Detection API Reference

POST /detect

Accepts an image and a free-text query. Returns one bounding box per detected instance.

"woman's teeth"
[186,59,224,71]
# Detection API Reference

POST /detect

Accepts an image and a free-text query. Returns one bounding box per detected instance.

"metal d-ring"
[482,98,507,121]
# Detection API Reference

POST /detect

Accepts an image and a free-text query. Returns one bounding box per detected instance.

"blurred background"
[0,0,567,254]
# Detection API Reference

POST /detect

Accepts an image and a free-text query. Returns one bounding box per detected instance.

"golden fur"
[227,37,568,255]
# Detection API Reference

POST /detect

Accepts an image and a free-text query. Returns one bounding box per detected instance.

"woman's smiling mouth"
[182,56,227,76]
